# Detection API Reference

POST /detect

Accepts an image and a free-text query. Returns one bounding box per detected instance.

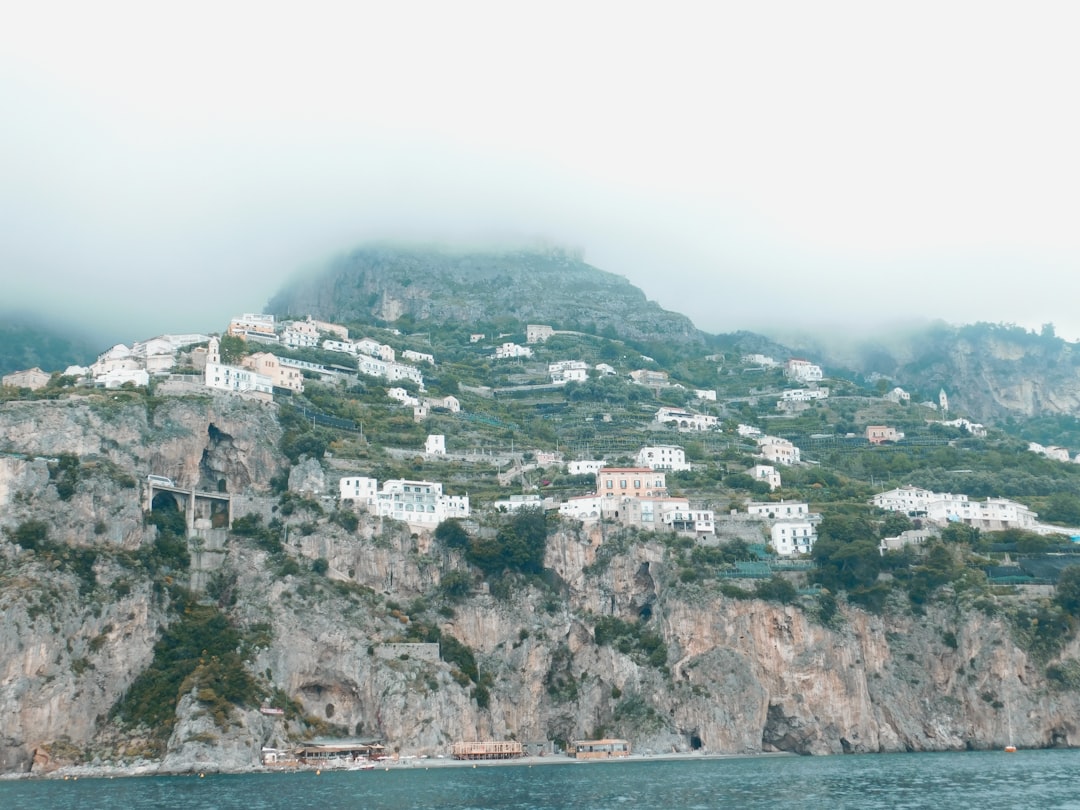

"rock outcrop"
[3,393,1080,776]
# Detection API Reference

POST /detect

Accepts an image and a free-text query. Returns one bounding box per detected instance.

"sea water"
[3,750,1080,810]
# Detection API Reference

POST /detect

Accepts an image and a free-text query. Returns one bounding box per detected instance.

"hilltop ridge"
[268,244,705,347]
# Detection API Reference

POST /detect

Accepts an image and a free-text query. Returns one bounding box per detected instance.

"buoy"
[316,769,321,775]
[1004,745,1017,753]
[199,773,205,778]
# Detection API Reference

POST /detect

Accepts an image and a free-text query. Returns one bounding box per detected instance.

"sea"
[2,750,1080,810]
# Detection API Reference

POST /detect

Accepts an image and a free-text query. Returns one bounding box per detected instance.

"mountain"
[268,244,705,347]
[0,313,97,376]
[784,321,1080,423]
[8,244,1080,776]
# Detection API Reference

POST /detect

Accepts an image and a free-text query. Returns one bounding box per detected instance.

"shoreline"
[1,750,791,781]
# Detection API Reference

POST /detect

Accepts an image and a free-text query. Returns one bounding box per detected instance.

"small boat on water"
[1004,745,1017,753]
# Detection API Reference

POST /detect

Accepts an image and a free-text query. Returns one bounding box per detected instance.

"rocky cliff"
[2,393,1079,775]
[267,245,705,346]
[789,322,1080,423]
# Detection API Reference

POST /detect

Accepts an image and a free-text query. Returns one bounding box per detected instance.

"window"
[605,480,613,489]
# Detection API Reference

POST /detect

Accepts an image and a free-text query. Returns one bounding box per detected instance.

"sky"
[3,1,1080,348]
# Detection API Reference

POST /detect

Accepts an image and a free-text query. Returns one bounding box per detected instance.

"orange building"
[595,468,667,499]
[567,739,631,759]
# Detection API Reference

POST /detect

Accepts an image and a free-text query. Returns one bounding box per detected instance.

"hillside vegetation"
[6,245,1080,774]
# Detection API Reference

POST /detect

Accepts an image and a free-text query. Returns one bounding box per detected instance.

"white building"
[941,418,987,438]
[884,387,911,404]
[425,434,446,455]
[661,506,715,536]
[423,394,460,412]
[1029,442,1072,463]
[747,500,809,519]
[494,342,533,359]
[595,363,616,376]
[355,354,424,387]
[549,360,589,384]
[751,465,782,491]
[203,337,273,400]
[742,354,778,367]
[785,359,824,383]
[771,521,816,556]
[559,494,604,521]
[402,349,435,365]
[737,424,763,438]
[493,494,552,512]
[130,334,209,375]
[779,388,829,402]
[388,387,420,406]
[356,338,395,362]
[90,344,139,379]
[96,368,151,389]
[281,319,321,348]
[339,476,378,506]
[636,445,691,472]
[694,389,717,401]
[879,529,936,555]
[568,459,605,476]
[374,479,470,526]
[872,486,1038,531]
[655,407,718,432]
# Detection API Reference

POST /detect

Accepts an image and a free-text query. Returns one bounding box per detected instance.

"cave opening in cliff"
[689,732,703,750]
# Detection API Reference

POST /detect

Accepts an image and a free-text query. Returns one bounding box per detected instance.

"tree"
[812,536,882,592]
[1044,492,1080,526]
[465,508,548,576]
[755,575,798,604]
[218,334,248,364]
[879,512,914,539]
[1055,565,1080,616]
[435,519,469,549]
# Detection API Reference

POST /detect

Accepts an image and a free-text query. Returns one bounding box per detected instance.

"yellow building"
[567,739,631,759]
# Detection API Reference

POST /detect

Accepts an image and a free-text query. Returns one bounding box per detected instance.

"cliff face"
[2,395,1079,775]
[799,323,1080,423]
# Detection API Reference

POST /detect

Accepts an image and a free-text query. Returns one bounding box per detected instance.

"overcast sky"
[3,2,1079,347]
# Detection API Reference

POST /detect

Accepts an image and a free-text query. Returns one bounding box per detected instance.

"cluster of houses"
[386,388,461,421]
[200,314,434,400]
[2,333,212,391]
[2,313,437,400]
[557,467,716,536]
[872,486,1039,532]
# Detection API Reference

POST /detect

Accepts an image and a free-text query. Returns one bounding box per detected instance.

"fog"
[3,3,1079,348]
